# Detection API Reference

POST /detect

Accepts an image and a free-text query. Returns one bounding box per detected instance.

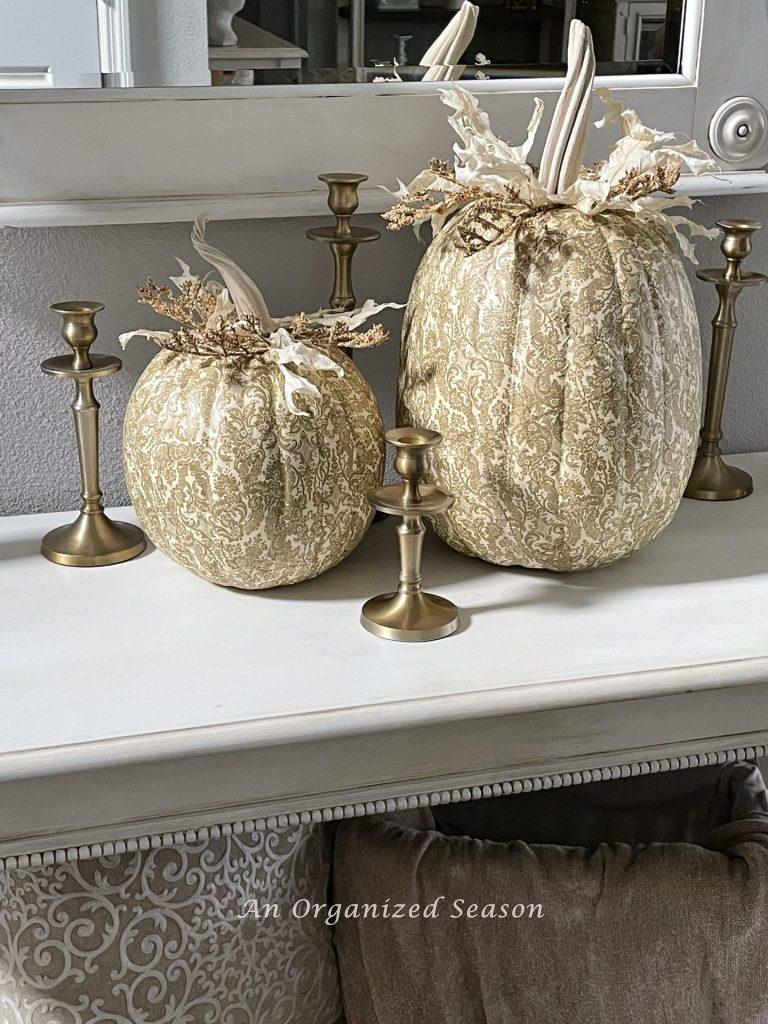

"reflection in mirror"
[218,0,684,85]
[0,0,685,90]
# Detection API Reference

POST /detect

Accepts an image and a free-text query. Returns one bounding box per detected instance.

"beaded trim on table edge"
[2,743,765,872]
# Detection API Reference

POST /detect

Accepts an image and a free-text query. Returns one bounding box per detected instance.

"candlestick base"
[361,590,459,642]
[684,453,753,501]
[42,512,146,567]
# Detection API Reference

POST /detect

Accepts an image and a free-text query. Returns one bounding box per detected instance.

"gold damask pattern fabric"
[124,349,384,589]
[399,206,702,571]
[0,826,340,1024]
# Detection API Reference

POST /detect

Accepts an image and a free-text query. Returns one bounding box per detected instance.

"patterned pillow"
[0,825,341,1024]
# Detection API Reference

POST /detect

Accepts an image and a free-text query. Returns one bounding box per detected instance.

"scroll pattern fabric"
[0,825,341,1024]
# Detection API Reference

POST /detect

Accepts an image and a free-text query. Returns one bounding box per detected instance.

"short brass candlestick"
[685,220,767,501]
[41,301,146,566]
[306,172,380,311]
[361,427,459,642]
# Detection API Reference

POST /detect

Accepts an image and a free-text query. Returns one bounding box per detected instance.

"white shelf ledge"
[1,454,767,860]
[2,170,767,227]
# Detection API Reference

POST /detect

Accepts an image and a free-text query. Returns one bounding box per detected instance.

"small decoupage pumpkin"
[122,217,398,589]
[387,25,717,571]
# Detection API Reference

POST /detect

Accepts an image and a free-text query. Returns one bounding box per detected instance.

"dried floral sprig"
[137,279,218,328]
[578,160,605,181]
[606,163,680,202]
[130,286,393,360]
[383,159,535,251]
[121,216,404,415]
[383,184,487,232]
[384,85,720,262]
[452,200,542,255]
[290,313,388,351]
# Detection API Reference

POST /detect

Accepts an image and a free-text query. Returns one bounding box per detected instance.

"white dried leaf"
[440,87,546,203]
[118,328,173,350]
[421,1,479,68]
[263,327,344,416]
[595,88,718,179]
[168,259,198,289]
[300,299,405,330]
[205,287,237,330]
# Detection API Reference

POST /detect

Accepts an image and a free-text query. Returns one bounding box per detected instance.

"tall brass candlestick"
[41,301,146,566]
[306,172,380,311]
[361,427,459,642]
[685,220,767,501]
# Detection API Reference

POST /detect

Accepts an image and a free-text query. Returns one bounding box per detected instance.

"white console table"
[1,453,767,869]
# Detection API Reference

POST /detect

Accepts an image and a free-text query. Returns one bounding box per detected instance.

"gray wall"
[1,194,766,516]
[128,0,210,86]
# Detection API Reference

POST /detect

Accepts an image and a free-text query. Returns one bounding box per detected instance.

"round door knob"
[709,96,768,164]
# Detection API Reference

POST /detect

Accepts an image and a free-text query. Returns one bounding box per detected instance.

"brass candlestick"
[361,427,459,642]
[41,301,146,566]
[685,220,767,501]
[306,172,380,311]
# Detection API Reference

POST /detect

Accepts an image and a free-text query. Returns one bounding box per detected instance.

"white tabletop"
[1,453,767,860]
[209,19,309,69]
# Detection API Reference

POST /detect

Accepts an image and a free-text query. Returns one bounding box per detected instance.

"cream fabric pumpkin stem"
[538,19,595,195]
[556,31,595,193]
[420,1,479,82]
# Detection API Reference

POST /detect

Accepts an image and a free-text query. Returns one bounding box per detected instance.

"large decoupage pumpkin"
[122,216,393,589]
[388,27,716,572]
[399,204,702,571]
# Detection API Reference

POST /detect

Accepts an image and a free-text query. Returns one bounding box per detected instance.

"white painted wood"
[96,0,134,87]
[0,83,694,227]
[1,453,767,859]
[0,0,103,88]
[0,82,695,205]
[0,169,765,228]
[693,0,768,172]
[209,18,308,70]
[0,0,765,223]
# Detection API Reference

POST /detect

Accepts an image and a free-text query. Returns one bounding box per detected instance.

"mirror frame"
[1,0,767,227]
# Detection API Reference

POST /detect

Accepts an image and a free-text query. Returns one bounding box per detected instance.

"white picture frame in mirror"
[0,0,766,227]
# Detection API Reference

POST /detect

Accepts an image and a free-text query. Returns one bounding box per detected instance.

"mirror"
[5,0,768,230]
[0,0,685,90]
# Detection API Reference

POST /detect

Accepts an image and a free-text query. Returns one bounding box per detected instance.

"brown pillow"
[333,814,768,1024]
